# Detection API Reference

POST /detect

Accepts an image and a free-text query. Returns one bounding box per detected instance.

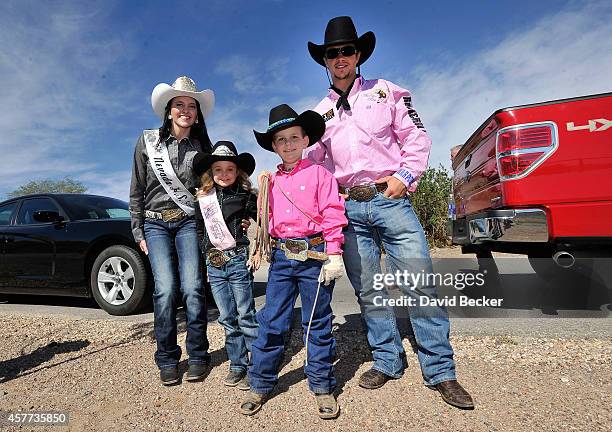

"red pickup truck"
[449,92,612,282]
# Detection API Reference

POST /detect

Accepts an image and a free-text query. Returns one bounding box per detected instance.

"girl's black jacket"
[195,183,258,253]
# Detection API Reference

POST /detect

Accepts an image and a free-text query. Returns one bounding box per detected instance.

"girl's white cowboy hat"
[150,76,215,120]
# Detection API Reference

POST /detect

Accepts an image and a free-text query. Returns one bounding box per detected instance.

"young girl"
[193,141,259,390]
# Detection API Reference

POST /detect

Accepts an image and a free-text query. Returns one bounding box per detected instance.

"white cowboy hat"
[150,76,215,120]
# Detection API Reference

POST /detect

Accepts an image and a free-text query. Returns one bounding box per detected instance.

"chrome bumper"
[466,208,549,244]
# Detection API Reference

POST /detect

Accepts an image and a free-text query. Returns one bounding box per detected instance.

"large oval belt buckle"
[162,208,185,222]
[282,239,308,261]
[208,248,229,267]
[350,186,375,202]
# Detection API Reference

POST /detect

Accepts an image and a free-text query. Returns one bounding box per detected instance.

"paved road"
[1,254,610,338]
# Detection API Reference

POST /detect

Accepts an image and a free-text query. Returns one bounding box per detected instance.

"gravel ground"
[0,313,610,432]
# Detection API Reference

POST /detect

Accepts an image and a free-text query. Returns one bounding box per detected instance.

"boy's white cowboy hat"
[150,76,215,120]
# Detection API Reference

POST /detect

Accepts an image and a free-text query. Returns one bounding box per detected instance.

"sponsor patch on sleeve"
[322,109,335,122]
[395,168,415,185]
[402,96,426,131]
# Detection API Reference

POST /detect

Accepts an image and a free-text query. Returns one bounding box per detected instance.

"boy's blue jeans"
[343,194,456,386]
[144,217,210,369]
[248,241,336,395]
[206,250,259,373]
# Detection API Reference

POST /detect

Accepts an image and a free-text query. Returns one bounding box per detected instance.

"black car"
[0,193,150,315]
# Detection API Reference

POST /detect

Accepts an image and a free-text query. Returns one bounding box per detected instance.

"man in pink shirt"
[306,16,474,409]
[240,104,347,419]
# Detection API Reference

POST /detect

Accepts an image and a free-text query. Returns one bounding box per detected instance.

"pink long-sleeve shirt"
[268,159,347,254]
[305,76,432,192]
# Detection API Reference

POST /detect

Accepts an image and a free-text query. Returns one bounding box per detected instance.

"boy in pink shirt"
[240,104,347,419]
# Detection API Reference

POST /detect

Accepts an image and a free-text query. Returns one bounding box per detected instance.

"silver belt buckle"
[281,239,309,261]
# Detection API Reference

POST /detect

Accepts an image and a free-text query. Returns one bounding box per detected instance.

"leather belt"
[270,235,327,262]
[339,183,387,201]
[145,208,188,222]
[207,246,247,268]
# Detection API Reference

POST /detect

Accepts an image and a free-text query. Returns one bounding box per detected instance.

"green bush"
[7,177,87,198]
[411,165,452,248]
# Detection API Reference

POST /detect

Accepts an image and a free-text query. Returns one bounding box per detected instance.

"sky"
[1,0,611,201]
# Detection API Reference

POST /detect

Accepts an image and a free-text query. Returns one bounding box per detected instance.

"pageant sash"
[198,189,236,250]
[143,129,195,216]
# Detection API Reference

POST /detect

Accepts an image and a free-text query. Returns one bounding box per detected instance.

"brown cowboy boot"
[433,380,475,409]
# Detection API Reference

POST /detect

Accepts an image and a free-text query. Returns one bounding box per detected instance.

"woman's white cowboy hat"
[150,76,215,120]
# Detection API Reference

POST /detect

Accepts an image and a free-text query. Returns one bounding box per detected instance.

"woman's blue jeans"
[144,217,210,369]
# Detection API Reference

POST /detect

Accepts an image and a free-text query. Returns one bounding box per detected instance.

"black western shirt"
[129,133,205,242]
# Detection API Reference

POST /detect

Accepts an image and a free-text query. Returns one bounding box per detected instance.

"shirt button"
[287,227,292,231]
[286,209,290,213]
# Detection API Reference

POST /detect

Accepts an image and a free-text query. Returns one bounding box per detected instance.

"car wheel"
[90,245,149,315]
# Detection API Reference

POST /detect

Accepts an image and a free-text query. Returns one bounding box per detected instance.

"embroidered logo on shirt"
[322,109,335,122]
[374,89,387,101]
[402,96,426,131]
[365,88,388,103]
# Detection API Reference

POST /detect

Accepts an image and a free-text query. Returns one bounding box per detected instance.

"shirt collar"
[166,134,191,144]
[327,75,364,101]
[275,158,312,175]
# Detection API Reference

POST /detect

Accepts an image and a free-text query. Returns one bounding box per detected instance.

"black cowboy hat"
[193,141,256,176]
[254,104,325,152]
[308,16,376,67]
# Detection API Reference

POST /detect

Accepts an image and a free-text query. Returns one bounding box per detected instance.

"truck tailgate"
[452,119,502,218]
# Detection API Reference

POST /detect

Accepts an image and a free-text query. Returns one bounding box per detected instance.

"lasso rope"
[249,175,271,267]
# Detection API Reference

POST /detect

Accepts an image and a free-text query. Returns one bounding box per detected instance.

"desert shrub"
[410,165,452,248]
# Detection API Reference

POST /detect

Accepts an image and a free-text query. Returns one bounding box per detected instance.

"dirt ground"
[0,312,610,432]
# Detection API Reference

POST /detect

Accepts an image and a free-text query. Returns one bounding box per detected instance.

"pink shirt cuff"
[325,241,343,255]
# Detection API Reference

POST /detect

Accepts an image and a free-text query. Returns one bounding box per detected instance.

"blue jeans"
[248,241,336,394]
[206,250,259,373]
[343,194,456,386]
[144,217,210,369]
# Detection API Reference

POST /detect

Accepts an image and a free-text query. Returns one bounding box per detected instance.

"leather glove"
[318,254,344,285]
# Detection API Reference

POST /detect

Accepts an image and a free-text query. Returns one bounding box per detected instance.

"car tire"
[90,245,149,315]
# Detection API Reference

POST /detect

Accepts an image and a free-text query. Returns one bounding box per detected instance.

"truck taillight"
[496,122,557,180]
[498,152,545,177]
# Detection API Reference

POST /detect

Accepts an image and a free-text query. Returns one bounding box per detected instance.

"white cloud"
[207,91,327,179]
[81,170,132,201]
[214,55,299,95]
[398,0,612,171]
[207,102,280,177]
[0,1,138,198]
[291,95,323,113]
